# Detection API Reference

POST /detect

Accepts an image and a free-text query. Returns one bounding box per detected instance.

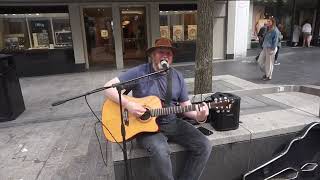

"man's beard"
[151,59,162,71]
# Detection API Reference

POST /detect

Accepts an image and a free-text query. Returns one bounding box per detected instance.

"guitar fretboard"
[149,101,226,117]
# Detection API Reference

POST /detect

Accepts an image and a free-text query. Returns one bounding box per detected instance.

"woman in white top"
[302,21,312,47]
[292,25,301,46]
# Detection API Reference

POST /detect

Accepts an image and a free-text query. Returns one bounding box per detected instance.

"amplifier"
[206,92,240,131]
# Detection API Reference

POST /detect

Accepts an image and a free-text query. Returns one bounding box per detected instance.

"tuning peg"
[222,110,225,113]
[226,110,230,113]
[219,97,222,101]
[220,106,223,109]
[214,98,218,103]
[217,110,220,113]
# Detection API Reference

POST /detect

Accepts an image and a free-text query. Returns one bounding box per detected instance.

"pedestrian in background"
[257,17,279,81]
[302,20,312,47]
[292,24,301,47]
[274,24,283,65]
[255,22,268,61]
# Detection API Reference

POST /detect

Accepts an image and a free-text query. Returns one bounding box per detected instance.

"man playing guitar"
[104,38,212,180]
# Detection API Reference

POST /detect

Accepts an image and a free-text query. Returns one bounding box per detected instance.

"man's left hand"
[196,102,209,123]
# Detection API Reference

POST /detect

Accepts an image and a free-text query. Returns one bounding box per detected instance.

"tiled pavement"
[0,47,319,179]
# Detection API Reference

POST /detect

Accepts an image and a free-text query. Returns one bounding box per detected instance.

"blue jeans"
[136,118,212,180]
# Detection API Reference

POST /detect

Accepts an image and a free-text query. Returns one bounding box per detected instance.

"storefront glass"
[159,4,197,62]
[0,15,30,52]
[0,13,72,52]
[251,0,319,47]
[0,6,76,77]
[83,8,115,67]
[251,0,294,46]
[159,10,197,42]
[120,7,147,64]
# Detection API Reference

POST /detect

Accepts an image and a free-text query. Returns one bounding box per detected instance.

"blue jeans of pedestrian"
[136,118,212,180]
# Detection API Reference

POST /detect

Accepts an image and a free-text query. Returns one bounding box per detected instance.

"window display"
[52,17,72,47]
[160,26,170,39]
[29,19,51,48]
[0,13,72,52]
[173,25,184,41]
[0,15,30,52]
[187,25,197,40]
[159,10,197,42]
[159,7,197,62]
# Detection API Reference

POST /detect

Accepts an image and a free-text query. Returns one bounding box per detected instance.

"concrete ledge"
[111,85,320,162]
[111,123,252,162]
[112,86,320,161]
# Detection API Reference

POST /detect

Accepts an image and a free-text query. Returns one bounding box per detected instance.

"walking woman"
[258,17,279,81]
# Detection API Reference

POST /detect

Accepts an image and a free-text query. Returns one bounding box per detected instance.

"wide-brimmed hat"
[146,38,176,56]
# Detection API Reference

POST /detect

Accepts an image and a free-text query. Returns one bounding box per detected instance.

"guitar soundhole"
[140,109,151,121]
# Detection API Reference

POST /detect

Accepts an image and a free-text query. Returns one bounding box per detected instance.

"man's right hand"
[125,101,146,118]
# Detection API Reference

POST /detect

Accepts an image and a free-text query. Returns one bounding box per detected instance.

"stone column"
[69,4,86,69]
[112,4,124,69]
[0,19,4,49]
[248,1,254,49]
[148,3,160,47]
[226,0,250,59]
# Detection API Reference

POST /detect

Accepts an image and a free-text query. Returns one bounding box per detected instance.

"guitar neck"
[149,101,223,117]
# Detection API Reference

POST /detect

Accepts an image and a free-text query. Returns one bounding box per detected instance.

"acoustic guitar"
[102,95,233,142]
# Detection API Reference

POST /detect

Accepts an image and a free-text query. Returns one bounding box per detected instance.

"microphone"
[160,58,169,70]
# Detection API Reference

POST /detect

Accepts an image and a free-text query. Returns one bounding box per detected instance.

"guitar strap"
[164,68,172,107]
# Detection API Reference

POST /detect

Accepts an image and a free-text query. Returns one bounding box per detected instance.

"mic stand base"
[117,86,130,180]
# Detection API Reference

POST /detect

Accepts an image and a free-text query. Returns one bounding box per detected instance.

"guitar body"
[102,95,161,142]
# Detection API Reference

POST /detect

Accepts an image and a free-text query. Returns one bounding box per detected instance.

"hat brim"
[146,46,176,56]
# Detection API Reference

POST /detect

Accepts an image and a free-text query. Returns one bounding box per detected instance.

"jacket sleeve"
[271,31,278,50]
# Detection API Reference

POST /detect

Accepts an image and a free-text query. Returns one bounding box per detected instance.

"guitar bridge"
[123,109,129,126]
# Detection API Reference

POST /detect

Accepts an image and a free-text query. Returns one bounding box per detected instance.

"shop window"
[0,13,72,53]
[159,11,197,42]
[0,15,30,51]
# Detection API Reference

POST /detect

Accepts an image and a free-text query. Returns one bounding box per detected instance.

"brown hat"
[146,38,176,56]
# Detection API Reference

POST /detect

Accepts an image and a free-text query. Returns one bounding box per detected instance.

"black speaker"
[206,92,240,131]
[0,54,25,122]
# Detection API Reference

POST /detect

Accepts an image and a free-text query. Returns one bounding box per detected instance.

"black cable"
[84,95,132,180]
[84,95,124,152]
[94,121,108,167]
[129,141,134,178]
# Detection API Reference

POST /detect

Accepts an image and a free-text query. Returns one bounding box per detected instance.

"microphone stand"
[52,68,169,180]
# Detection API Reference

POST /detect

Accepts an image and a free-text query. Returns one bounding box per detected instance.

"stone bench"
[107,85,320,180]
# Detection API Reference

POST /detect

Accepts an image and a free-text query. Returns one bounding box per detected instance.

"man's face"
[151,48,173,70]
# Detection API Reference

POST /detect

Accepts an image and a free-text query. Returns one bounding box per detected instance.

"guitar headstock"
[208,97,234,113]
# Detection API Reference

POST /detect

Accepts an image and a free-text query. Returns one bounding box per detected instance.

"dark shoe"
[262,75,266,80]
[262,76,271,81]
[274,61,280,65]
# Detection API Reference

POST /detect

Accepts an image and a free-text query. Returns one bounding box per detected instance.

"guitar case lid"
[243,122,320,180]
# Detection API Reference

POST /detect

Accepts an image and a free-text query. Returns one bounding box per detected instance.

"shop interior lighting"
[121,10,143,15]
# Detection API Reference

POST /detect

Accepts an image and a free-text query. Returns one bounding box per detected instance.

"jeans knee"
[200,138,212,156]
[147,143,170,158]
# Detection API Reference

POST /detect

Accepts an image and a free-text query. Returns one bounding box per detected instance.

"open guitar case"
[243,122,320,180]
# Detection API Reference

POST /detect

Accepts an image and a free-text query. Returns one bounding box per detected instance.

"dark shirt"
[258,26,267,46]
[118,63,189,124]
